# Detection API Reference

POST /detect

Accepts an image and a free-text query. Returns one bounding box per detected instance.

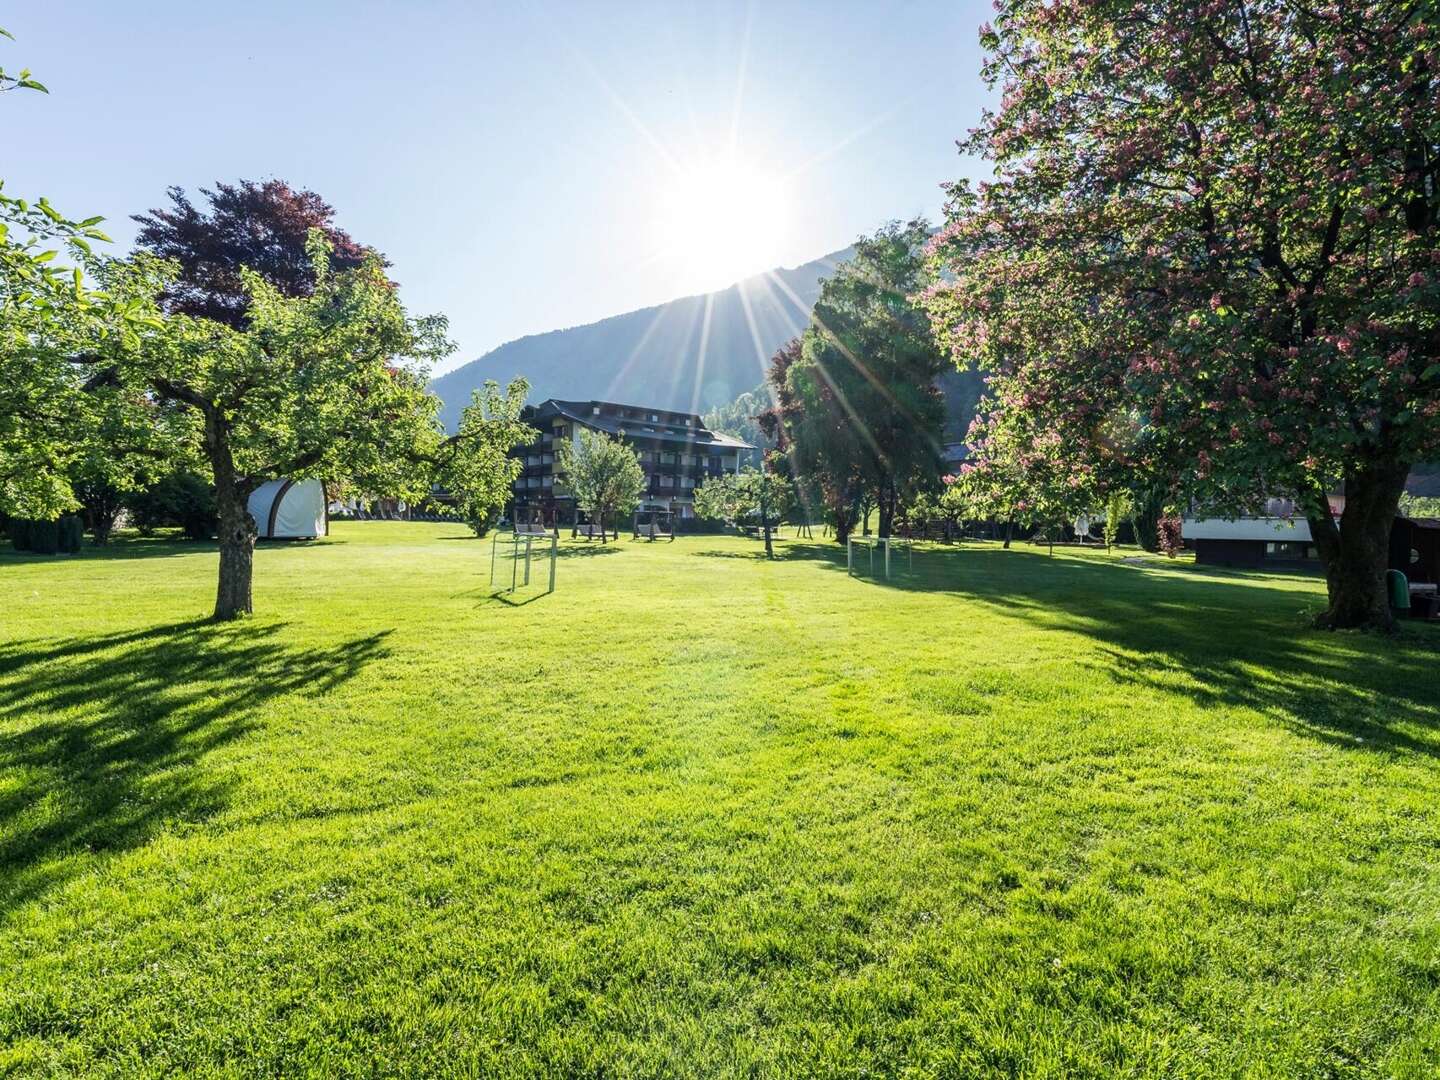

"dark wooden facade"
[511,399,752,523]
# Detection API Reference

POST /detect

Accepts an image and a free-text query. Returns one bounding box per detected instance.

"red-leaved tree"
[132,179,380,327]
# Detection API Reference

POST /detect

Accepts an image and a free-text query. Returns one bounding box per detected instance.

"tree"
[132,179,378,327]
[437,379,534,536]
[765,221,947,541]
[123,469,217,540]
[759,338,863,543]
[693,466,795,558]
[702,384,772,467]
[556,429,645,542]
[1401,493,1440,518]
[1102,490,1133,551]
[924,1,1440,630]
[88,237,463,619]
[0,27,168,524]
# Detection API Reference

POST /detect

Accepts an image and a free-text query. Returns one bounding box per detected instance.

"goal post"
[846,535,913,581]
[490,531,558,596]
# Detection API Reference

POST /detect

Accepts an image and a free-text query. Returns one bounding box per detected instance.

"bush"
[7,517,80,554]
[28,519,59,555]
[125,472,218,539]
[466,507,501,538]
[59,515,84,553]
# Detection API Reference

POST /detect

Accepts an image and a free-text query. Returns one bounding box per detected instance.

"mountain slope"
[431,247,853,430]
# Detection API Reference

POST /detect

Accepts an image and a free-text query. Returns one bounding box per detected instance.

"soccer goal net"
[846,536,913,581]
[490,531,558,597]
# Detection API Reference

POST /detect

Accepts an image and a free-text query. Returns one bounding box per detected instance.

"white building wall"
[1182,517,1313,542]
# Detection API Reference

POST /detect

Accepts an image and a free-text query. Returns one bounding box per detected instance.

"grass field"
[3,522,1439,1078]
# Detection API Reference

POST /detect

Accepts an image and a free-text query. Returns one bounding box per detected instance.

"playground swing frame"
[632,506,675,542]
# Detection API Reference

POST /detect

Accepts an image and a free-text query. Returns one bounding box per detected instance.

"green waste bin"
[1387,569,1411,612]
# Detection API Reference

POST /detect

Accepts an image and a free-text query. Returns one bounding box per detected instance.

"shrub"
[466,507,501,538]
[28,519,59,555]
[59,515,84,553]
[125,472,218,539]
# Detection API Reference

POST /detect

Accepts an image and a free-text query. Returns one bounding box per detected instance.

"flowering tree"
[924,0,1440,629]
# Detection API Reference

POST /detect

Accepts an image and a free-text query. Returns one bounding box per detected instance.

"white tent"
[247,478,327,540]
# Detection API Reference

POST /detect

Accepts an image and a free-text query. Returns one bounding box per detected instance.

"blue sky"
[5,1,993,373]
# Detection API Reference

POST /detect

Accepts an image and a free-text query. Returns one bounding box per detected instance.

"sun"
[649,156,791,292]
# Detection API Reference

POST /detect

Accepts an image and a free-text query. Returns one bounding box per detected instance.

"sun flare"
[649,156,791,292]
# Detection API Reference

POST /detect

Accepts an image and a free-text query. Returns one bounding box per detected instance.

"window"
[1265,541,1316,559]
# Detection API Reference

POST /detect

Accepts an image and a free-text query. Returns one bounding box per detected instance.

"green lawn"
[3,523,1439,1078]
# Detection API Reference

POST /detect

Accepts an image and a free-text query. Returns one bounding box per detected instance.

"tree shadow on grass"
[798,543,1440,759]
[0,620,390,913]
[554,544,623,558]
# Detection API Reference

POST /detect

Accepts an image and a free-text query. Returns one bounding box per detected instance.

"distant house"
[511,399,753,524]
[1392,515,1440,586]
[1185,476,1440,580]
[1183,510,1321,569]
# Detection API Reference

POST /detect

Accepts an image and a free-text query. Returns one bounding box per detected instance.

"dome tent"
[247,478,327,540]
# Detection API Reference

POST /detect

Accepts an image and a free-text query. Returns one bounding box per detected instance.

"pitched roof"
[538,398,754,450]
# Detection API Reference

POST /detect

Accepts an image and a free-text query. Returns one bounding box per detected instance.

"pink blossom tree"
[925,0,1440,629]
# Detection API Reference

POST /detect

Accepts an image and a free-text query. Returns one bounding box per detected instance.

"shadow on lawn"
[0,620,390,912]
[798,542,1440,758]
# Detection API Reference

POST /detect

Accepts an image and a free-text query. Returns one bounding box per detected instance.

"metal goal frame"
[490,531,558,596]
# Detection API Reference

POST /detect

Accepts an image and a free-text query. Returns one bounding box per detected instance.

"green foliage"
[768,221,947,539]
[1102,490,1133,550]
[556,429,646,537]
[125,471,217,539]
[0,27,174,523]
[693,468,794,525]
[15,517,58,554]
[1400,493,1440,519]
[694,467,795,557]
[702,385,770,467]
[464,507,501,538]
[436,379,534,538]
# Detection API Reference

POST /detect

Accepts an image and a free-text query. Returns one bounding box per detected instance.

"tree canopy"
[556,429,646,541]
[924,0,1440,628]
[764,221,946,542]
[132,179,379,327]
[693,466,794,557]
[439,379,535,535]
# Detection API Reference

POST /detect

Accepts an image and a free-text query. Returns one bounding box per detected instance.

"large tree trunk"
[1304,461,1409,632]
[1003,518,1014,549]
[877,481,895,540]
[208,417,256,620]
